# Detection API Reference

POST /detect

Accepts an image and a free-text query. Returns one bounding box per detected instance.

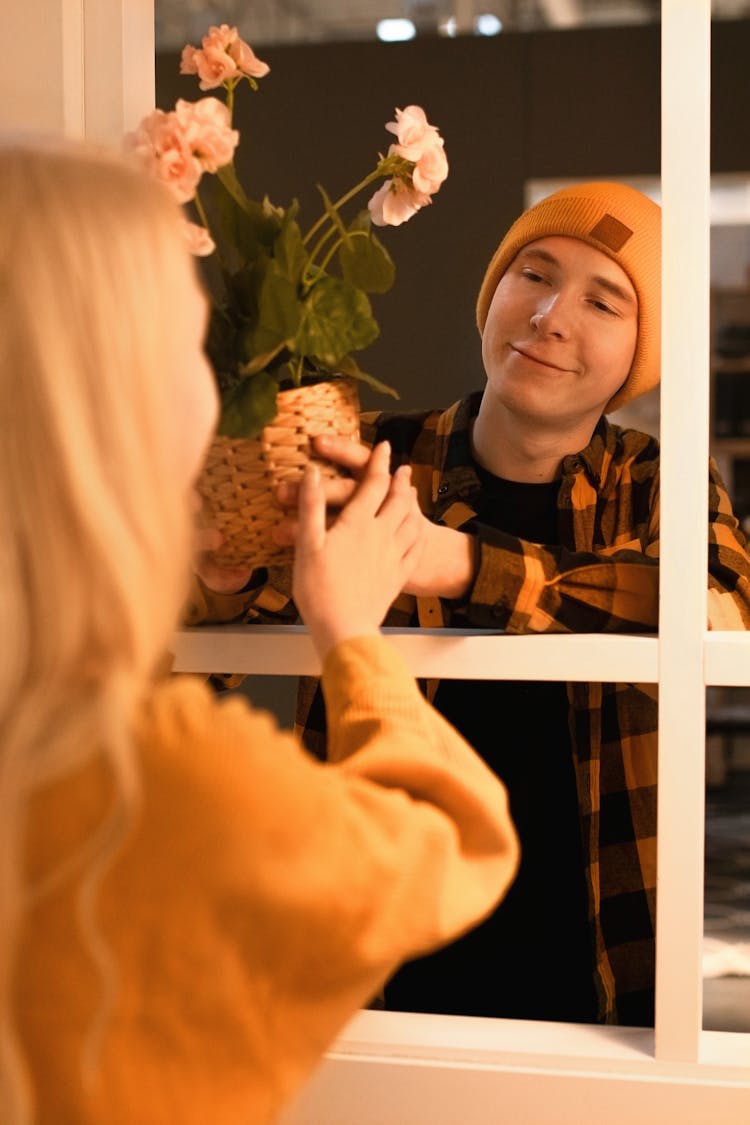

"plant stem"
[301,165,387,247]
[304,225,338,276]
[305,229,369,287]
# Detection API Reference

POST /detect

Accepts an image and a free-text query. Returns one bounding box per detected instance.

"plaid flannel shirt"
[188,390,750,1023]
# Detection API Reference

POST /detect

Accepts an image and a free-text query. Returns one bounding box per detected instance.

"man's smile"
[510,344,573,373]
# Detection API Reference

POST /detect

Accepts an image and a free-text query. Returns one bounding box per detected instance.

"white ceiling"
[155,0,750,50]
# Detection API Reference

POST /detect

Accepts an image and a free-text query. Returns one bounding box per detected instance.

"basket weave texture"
[198,376,360,568]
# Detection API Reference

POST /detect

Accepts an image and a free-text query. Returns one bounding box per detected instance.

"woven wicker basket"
[197,376,360,568]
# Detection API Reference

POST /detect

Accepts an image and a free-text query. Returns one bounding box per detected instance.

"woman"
[0,141,518,1124]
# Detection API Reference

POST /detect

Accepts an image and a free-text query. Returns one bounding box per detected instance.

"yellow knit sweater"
[16,635,518,1124]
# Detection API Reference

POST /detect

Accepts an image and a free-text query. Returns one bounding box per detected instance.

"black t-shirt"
[384,465,599,1022]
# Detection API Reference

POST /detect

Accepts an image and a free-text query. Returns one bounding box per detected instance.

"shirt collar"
[433,395,614,505]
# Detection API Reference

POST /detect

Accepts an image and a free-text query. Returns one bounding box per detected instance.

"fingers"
[194,524,224,553]
[312,433,371,473]
[384,466,422,557]
[372,461,415,524]
[193,520,256,594]
[390,462,414,494]
[275,457,409,548]
[295,462,326,555]
[276,437,388,511]
[276,476,356,510]
[271,517,298,548]
[339,441,393,522]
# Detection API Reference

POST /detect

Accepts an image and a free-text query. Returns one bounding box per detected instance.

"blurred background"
[155,1,750,49]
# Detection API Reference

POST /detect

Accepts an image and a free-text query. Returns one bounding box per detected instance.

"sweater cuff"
[322,633,411,693]
[321,633,415,744]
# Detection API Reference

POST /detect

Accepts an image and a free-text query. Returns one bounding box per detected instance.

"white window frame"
[12,1,749,1119]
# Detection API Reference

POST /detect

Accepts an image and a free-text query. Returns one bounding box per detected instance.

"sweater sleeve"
[19,635,517,1125]
[142,637,517,974]
[320,634,519,953]
[125,636,518,1095]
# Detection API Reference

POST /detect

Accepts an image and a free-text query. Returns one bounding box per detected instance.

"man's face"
[480,235,638,430]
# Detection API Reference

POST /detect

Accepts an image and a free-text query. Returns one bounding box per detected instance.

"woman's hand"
[292,441,423,660]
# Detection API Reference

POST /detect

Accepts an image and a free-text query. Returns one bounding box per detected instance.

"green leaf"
[215,163,254,213]
[274,208,307,284]
[204,303,242,382]
[240,342,287,377]
[337,354,400,399]
[295,277,379,368]
[242,261,301,360]
[338,211,396,294]
[217,369,279,439]
[261,194,287,222]
[199,173,281,271]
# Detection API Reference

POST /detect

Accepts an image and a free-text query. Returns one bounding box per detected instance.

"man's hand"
[192,500,256,595]
[278,434,476,602]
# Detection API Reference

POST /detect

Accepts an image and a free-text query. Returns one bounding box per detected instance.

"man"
[191,182,750,1026]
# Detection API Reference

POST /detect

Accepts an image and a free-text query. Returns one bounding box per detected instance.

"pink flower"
[183,221,216,257]
[368,179,432,228]
[204,24,238,51]
[196,42,239,90]
[378,104,448,213]
[228,37,271,79]
[367,106,448,226]
[386,105,443,163]
[126,98,238,205]
[174,98,239,173]
[180,24,269,90]
[411,141,449,195]
[126,108,202,204]
[180,45,200,75]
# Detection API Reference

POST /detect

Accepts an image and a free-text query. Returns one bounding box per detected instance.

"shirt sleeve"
[707,456,750,628]
[462,529,660,634]
[460,458,750,633]
[183,566,296,627]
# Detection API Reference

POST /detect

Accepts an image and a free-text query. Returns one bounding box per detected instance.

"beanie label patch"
[589,214,633,252]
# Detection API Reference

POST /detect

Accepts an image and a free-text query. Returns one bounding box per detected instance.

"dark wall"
[157,21,750,415]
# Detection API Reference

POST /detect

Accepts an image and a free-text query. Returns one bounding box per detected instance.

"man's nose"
[530,293,571,338]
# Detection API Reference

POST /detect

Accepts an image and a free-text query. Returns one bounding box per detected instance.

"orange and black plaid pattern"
[190,391,750,1023]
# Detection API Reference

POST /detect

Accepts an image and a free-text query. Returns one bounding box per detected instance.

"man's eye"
[521,269,544,283]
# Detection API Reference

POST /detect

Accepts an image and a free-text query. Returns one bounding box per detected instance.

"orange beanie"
[475,181,661,413]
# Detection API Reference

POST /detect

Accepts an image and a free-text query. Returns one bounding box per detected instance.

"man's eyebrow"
[518,246,636,305]
[591,273,636,305]
[519,247,559,268]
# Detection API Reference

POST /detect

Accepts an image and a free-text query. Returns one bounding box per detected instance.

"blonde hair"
[0,140,200,1121]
